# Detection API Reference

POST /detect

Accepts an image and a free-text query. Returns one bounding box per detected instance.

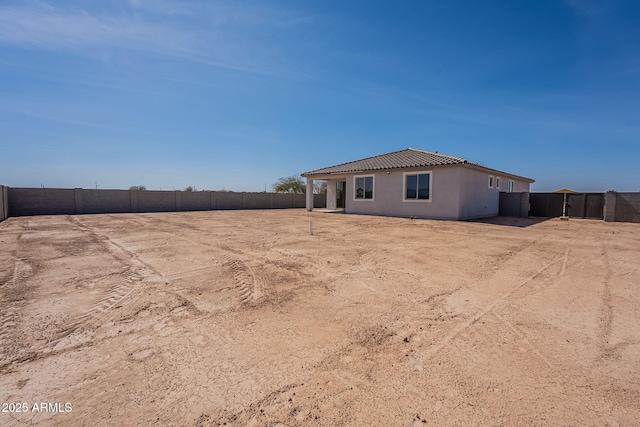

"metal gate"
[529,193,604,219]
[566,193,605,219]
[529,193,563,217]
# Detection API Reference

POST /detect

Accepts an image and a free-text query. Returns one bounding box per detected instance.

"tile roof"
[301,148,534,182]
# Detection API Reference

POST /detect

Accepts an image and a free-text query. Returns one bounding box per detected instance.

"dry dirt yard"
[1,210,639,426]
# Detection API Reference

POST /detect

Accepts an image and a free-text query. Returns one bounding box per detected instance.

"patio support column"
[326,179,337,210]
[306,178,314,211]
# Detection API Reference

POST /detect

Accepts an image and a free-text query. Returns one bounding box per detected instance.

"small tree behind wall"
[273,176,306,194]
[313,181,327,194]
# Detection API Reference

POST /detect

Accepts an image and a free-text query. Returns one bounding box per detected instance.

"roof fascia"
[461,163,535,183]
[302,163,460,179]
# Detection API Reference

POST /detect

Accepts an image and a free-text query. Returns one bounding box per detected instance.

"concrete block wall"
[9,188,76,216]
[604,192,616,222]
[5,187,327,218]
[138,191,177,213]
[498,192,529,218]
[83,189,132,214]
[312,194,326,209]
[0,185,8,222]
[605,191,640,223]
[181,191,211,211]
[294,194,306,208]
[216,192,243,210]
[520,192,530,217]
[243,192,270,209]
[270,193,294,209]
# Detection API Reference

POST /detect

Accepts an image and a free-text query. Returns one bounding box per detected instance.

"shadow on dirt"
[467,216,555,228]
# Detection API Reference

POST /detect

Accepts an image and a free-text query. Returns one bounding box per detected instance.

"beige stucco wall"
[339,165,531,220]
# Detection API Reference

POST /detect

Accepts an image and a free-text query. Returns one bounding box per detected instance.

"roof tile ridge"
[407,147,466,163]
[320,148,411,170]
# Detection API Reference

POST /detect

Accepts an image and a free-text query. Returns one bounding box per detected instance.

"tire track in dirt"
[49,217,167,344]
[559,248,570,276]
[198,382,306,426]
[0,224,49,369]
[2,255,32,288]
[0,260,31,344]
[471,235,546,278]
[493,312,553,369]
[419,253,562,362]
[74,217,166,280]
[1,221,29,288]
[0,223,37,357]
[417,234,576,366]
[107,215,264,305]
[359,233,566,372]
[222,256,261,303]
[0,306,19,344]
[164,265,220,282]
[159,216,264,304]
[597,244,614,361]
[54,274,142,340]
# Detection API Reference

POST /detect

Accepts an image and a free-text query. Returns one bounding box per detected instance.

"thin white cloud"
[127,0,195,16]
[0,103,111,129]
[611,66,640,76]
[564,0,606,18]
[0,1,316,78]
[0,2,193,53]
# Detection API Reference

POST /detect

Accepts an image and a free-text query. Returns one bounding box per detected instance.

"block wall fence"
[0,187,326,220]
[498,192,530,218]
[497,190,639,223]
[0,185,8,222]
[604,191,640,223]
[1,187,638,224]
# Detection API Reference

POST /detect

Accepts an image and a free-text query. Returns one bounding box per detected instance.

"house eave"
[461,163,535,183]
[303,163,534,184]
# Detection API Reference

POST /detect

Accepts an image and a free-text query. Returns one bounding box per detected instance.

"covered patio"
[304,175,347,212]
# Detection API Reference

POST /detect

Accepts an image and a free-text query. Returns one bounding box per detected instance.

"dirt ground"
[0,210,639,426]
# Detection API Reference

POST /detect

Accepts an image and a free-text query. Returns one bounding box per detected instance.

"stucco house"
[302,148,534,220]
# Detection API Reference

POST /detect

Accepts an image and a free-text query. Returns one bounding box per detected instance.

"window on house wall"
[404,172,431,201]
[508,180,514,193]
[354,175,374,200]
[488,175,494,188]
[496,177,501,189]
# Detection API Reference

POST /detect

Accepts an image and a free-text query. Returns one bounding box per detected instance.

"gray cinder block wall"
[137,191,177,213]
[0,185,8,222]
[604,191,640,223]
[8,188,76,216]
[5,187,327,218]
[180,191,210,211]
[498,192,529,218]
[84,189,132,214]
[604,191,616,222]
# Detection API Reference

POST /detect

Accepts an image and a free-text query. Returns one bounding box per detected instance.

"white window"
[508,180,514,193]
[354,175,374,200]
[495,177,501,189]
[403,171,432,202]
[488,175,494,188]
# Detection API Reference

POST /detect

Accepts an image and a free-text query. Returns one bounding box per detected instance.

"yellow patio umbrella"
[554,189,577,218]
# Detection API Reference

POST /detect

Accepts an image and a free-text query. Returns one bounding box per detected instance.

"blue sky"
[1,0,639,192]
